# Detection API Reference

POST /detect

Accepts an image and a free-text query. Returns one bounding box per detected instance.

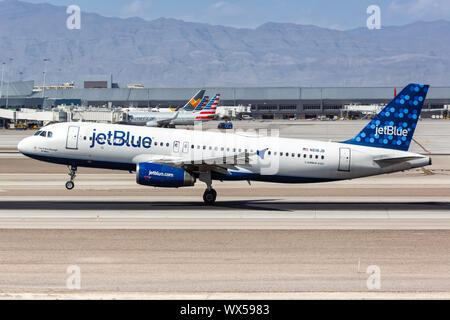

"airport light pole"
[5,58,13,110]
[0,62,5,99]
[42,58,49,99]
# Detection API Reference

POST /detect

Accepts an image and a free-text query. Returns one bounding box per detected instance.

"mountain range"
[1,0,450,88]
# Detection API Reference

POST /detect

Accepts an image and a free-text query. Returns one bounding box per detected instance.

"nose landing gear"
[65,165,77,190]
[65,180,75,190]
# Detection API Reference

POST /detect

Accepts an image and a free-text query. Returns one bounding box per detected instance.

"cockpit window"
[34,130,53,137]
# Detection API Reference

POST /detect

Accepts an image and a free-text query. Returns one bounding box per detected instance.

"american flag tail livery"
[196,93,220,119]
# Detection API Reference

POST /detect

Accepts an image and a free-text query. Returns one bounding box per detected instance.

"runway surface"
[0,229,448,295]
[0,123,449,298]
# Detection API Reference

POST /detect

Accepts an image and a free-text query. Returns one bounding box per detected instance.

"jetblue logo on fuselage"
[90,129,152,149]
[375,126,408,137]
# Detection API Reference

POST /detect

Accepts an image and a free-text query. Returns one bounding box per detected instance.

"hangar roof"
[24,85,450,102]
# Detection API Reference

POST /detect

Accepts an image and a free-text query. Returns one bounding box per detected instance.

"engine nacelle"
[136,163,195,188]
[145,121,158,127]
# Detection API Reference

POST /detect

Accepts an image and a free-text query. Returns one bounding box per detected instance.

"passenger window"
[309,154,312,158]
[321,155,325,160]
[173,141,180,152]
[315,155,319,159]
[291,153,295,157]
[297,154,301,157]
[303,154,306,158]
[280,152,283,156]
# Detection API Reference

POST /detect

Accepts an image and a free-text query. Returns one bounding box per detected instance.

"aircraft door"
[66,126,80,150]
[338,147,351,171]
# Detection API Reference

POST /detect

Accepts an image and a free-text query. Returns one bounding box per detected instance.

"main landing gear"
[199,169,217,205]
[203,188,217,205]
[65,165,77,190]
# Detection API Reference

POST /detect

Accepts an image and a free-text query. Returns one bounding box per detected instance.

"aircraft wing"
[132,150,265,175]
[149,111,179,127]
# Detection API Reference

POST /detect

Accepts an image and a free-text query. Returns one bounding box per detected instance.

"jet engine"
[145,121,159,127]
[136,163,195,187]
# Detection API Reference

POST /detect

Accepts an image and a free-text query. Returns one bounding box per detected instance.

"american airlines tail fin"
[177,89,206,112]
[342,83,429,151]
[196,93,220,119]
[193,96,209,112]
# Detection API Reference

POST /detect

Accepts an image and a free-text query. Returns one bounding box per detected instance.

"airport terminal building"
[1,80,449,121]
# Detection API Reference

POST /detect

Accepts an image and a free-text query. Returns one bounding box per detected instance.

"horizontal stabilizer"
[373,155,424,165]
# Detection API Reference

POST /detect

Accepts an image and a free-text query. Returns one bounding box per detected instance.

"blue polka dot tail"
[342,83,429,151]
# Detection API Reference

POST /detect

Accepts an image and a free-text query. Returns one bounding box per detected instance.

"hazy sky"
[21,0,450,29]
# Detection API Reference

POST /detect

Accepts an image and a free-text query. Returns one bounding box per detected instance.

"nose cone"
[17,137,32,154]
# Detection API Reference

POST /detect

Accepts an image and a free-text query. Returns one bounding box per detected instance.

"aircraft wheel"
[65,181,75,190]
[203,188,217,205]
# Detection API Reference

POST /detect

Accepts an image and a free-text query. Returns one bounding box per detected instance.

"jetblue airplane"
[18,84,431,204]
